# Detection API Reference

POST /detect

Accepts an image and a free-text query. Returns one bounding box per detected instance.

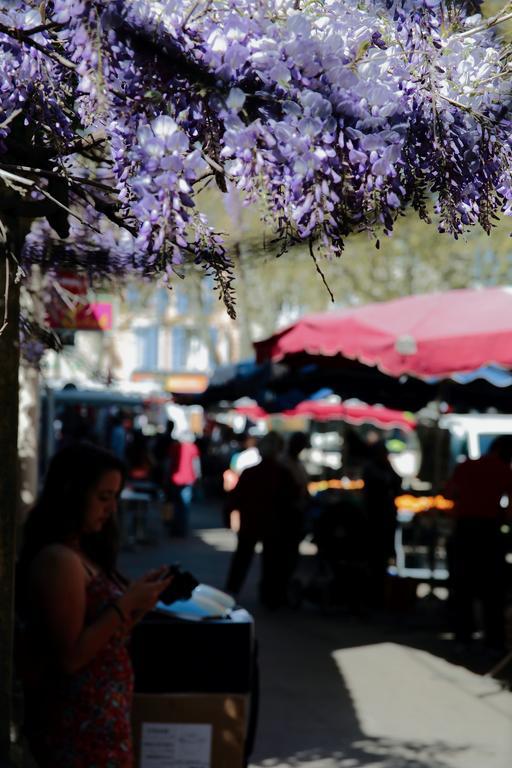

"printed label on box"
[140,722,212,768]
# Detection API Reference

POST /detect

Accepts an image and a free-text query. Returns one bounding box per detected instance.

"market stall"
[254,287,512,413]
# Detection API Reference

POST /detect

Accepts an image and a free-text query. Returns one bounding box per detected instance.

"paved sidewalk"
[120,499,512,768]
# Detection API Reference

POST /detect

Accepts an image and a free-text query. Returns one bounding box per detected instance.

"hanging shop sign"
[164,373,208,394]
[48,299,113,331]
[47,271,112,330]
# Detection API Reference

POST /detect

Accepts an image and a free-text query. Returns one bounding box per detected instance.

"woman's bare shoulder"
[31,544,84,578]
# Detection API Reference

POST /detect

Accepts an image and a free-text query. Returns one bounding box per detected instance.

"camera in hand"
[159,564,199,605]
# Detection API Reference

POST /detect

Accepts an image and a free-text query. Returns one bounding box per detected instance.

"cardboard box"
[132,693,247,768]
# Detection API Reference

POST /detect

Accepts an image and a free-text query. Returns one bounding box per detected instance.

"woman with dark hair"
[17,442,172,768]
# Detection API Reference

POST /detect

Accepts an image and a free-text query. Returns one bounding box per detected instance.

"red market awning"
[254,287,512,379]
[235,401,416,431]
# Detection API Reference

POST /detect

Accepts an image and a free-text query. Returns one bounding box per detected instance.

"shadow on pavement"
[245,599,510,768]
[250,739,472,768]
[120,498,512,768]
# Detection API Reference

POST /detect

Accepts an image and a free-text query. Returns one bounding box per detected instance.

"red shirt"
[445,454,512,521]
[169,441,200,486]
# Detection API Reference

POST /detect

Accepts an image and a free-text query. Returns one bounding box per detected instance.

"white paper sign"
[140,722,212,768]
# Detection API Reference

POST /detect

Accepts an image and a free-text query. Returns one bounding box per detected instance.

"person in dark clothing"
[282,432,310,584]
[108,412,127,461]
[445,435,512,651]
[151,420,176,489]
[225,431,300,607]
[362,440,402,610]
[125,429,153,485]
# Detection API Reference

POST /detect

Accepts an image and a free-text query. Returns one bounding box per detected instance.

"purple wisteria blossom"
[0,0,511,287]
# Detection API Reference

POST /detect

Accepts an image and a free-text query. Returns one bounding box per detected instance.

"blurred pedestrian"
[282,431,310,580]
[58,403,94,449]
[125,429,153,486]
[16,442,172,768]
[231,433,261,475]
[151,419,176,490]
[167,431,201,537]
[362,439,402,610]
[223,433,260,497]
[109,411,127,460]
[445,435,512,652]
[225,431,300,607]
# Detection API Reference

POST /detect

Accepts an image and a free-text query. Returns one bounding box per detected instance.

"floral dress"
[26,569,134,768]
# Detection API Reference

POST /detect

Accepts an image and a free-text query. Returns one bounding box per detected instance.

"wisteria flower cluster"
[1,0,512,306]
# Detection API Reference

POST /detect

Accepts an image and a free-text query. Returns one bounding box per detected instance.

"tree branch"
[32,183,102,234]
[0,257,9,336]
[23,21,64,36]
[0,109,23,131]
[308,239,335,303]
[0,163,116,194]
[0,168,34,188]
[455,3,512,39]
[0,21,76,71]
[71,184,138,237]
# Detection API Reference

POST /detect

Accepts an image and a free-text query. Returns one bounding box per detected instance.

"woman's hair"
[19,442,126,577]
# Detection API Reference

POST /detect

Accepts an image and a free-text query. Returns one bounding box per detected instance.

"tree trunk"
[0,218,21,764]
[18,362,40,521]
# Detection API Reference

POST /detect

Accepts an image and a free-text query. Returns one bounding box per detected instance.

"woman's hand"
[118,567,173,621]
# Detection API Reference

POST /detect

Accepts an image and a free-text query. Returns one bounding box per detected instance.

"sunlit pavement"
[120,498,512,768]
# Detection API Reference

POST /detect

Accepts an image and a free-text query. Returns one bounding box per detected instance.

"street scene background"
[120,496,512,768]
[4,1,512,766]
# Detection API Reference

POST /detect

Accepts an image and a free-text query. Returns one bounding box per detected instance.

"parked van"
[440,413,512,462]
[394,413,512,582]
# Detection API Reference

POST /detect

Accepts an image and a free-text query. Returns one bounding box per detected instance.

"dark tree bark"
[0,216,22,763]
